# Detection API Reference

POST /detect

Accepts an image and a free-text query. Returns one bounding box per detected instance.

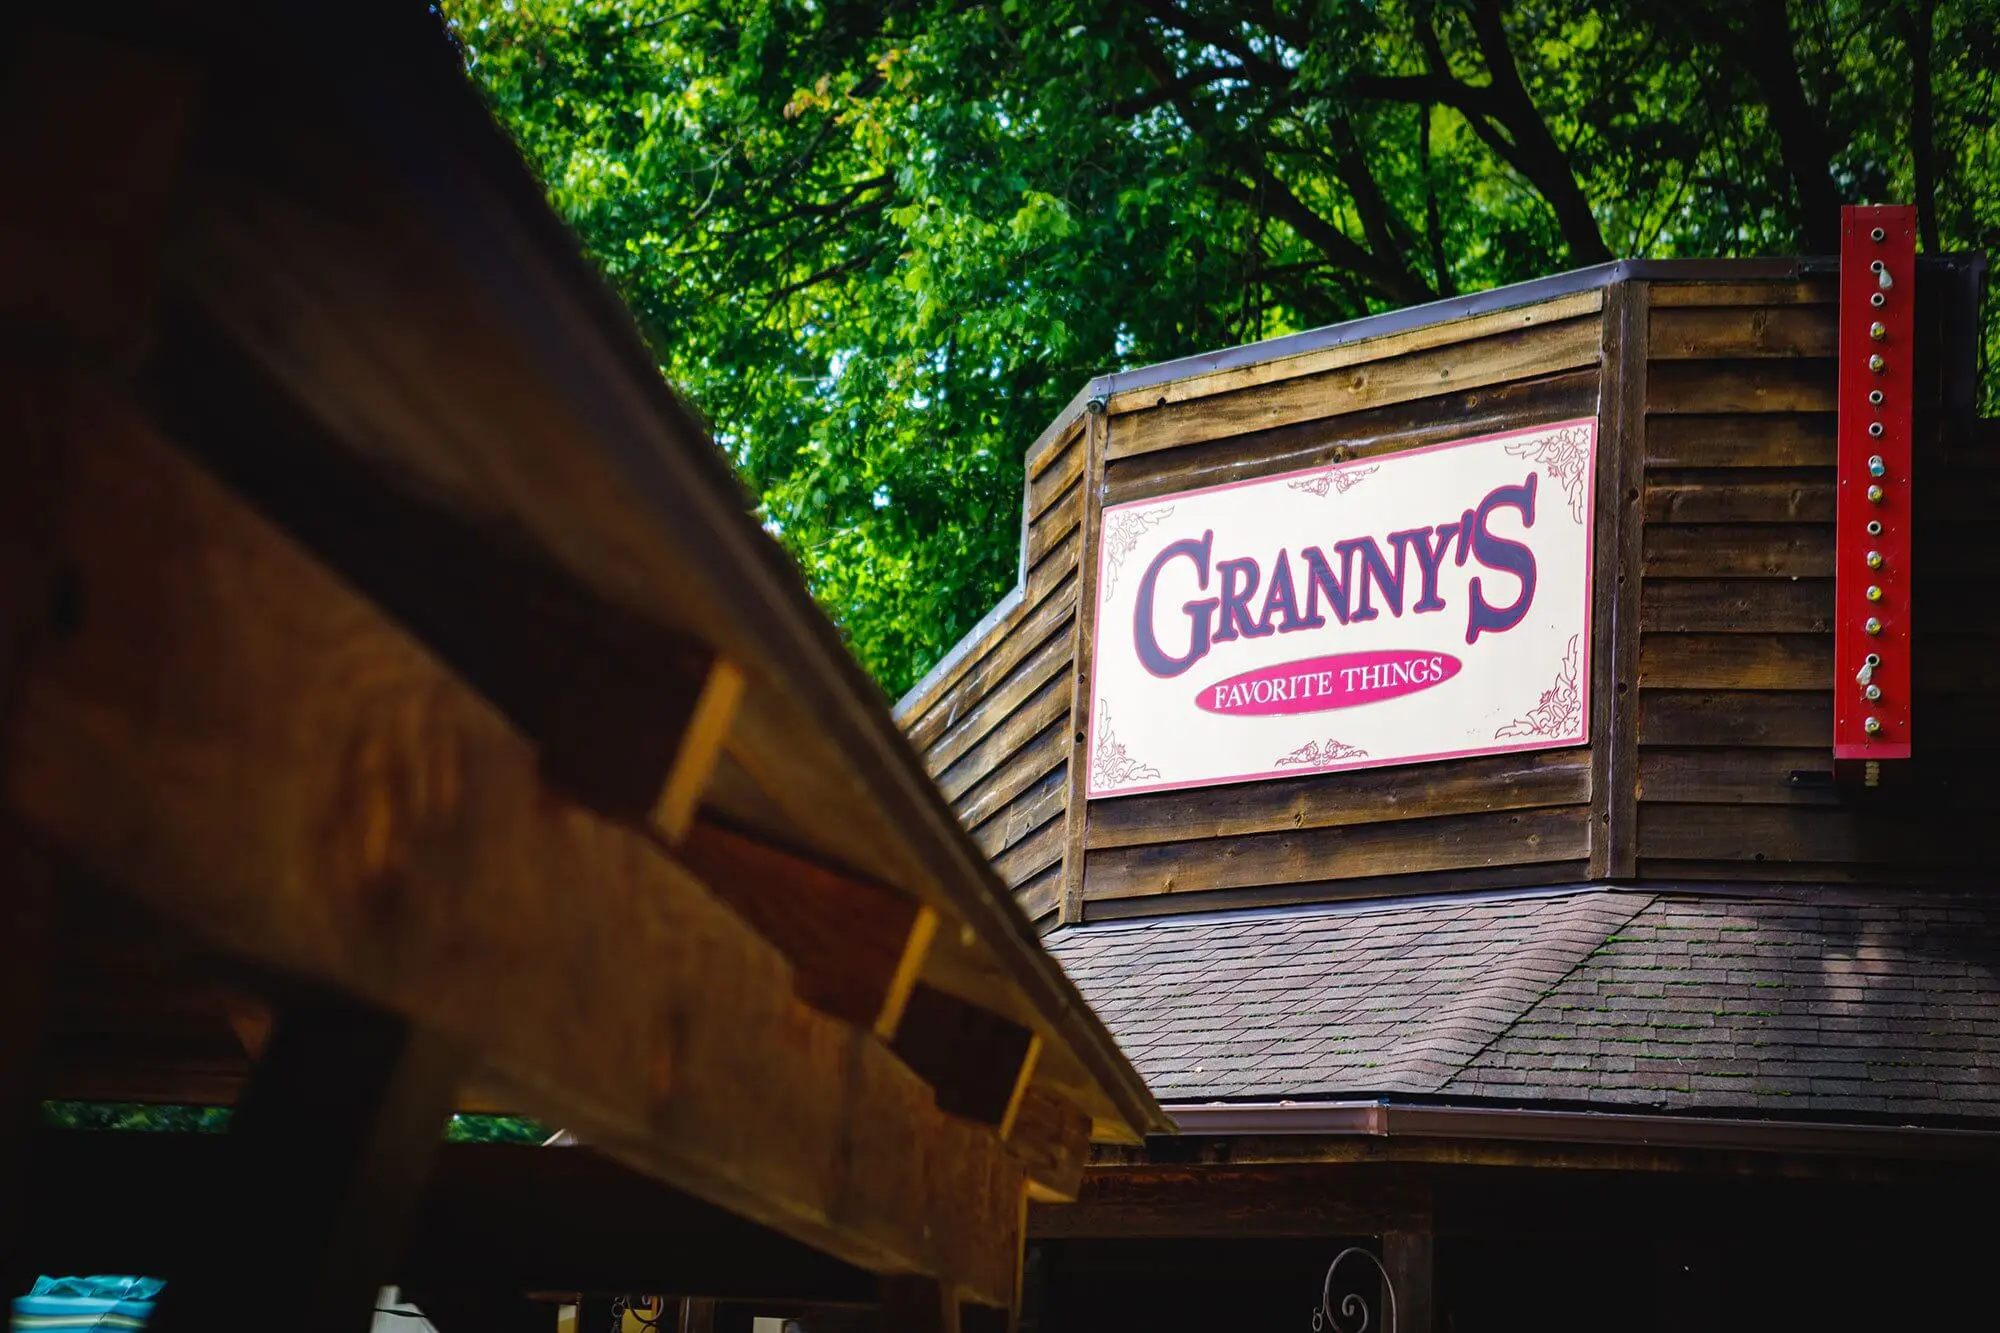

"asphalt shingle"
[1047,889,2000,1120]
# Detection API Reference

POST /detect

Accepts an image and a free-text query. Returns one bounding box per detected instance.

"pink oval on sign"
[1197,651,1462,717]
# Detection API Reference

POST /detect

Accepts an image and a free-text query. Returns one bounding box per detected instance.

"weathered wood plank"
[1026,528,1081,601]
[923,618,1076,778]
[1648,306,1837,359]
[1643,525,1833,578]
[905,575,1076,753]
[1647,281,1837,308]
[1637,804,1983,866]
[1596,280,1646,879]
[1084,750,1590,850]
[1636,748,1837,805]
[1028,435,1084,524]
[1104,291,1604,415]
[1638,690,1830,748]
[1111,316,1603,460]
[3,406,1028,1303]
[1638,634,1831,690]
[1083,861,1593,920]
[1646,414,1835,468]
[1104,369,1602,506]
[1007,1089,1091,1204]
[970,763,1069,860]
[936,674,1073,804]
[1082,807,1591,902]
[951,721,1068,834]
[1059,410,1111,923]
[678,821,933,1036]
[1640,579,1833,633]
[994,816,1064,891]
[1024,485,1082,570]
[1026,415,1085,485]
[1646,361,1835,414]
[1643,474,1834,524]
[1013,863,1062,926]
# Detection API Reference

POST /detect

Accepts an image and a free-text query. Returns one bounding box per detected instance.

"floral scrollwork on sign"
[1495,634,1582,741]
[1093,701,1160,789]
[1287,464,1377,500]
[1101,505,1174,599]
[1274,738,1369,768]
[1504,424,1592,524]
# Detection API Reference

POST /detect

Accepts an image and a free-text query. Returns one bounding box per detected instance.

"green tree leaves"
[450,0,1996,697]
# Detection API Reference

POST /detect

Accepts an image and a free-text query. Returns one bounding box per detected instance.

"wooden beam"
[142,302,740,837]
[1382,1232,1434,1333]
[2,399,1027,1305]
[892,985,1040,1129]
[148,997,468,1333]
[678,820,937,1036]
[1007,1090,1091,1205]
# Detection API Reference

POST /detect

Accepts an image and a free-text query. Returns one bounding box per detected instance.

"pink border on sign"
[1085,417,1599,799]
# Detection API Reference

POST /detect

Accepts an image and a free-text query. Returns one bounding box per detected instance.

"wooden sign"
[1086,420,1598,798]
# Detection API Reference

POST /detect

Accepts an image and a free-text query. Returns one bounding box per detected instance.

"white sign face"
[1087,418,1598,798]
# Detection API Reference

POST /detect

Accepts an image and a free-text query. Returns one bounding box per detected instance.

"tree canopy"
[448,0,1997,697]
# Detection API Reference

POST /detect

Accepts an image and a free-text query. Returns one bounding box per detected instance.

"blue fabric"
[14,1278,161,1332]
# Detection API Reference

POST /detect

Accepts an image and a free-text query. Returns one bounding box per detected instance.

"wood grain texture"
[1647,281,1837,308]
[1084,750,1590,850]
[1596,281,1646,878]
[922,619,1076,778]
[993,817,1064,891]
[952,722,1068,834]
[1103,370,1601,506]
[1637,690,1830,748]
[1643,474,1834,524]
[1638,634,1831,690]
[1648,305,1837,359]
[1643,525,1833,578]
[1082,861,1594,920]
[905,574,1077,753]
[1637,805,1984,866]
[935,674,1073,806]
[1636,748,1837,805]
[970,764,1068,860]
[1103,291,1603,415]
[1646,414,1835,468]
[1082,807,1591,902]
[1640,579,1832,634]
[1028,435,1084,524]
[5,405,1028,1303]
[1024,486,1082,570]
[1646,361,1836,414]
[1111,316,1603,460]
[1058,409,1109,923]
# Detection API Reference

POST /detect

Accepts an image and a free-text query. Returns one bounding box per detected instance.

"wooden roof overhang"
[0,3,1164,1326]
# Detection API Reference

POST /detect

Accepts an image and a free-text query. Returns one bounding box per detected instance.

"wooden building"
[0,6,1166,1333]
[898,243,2000,1329]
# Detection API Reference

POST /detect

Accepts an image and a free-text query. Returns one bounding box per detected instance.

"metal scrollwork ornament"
[1310,1247,1397,1333]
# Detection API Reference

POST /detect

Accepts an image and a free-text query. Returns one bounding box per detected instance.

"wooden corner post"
[1057,399,1110,924]
[1591,281,1649,879]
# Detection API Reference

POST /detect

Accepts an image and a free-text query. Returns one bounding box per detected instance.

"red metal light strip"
[1834,204,1915,770]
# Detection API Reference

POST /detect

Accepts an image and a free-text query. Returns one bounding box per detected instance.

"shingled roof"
[1048,889,2000,1123]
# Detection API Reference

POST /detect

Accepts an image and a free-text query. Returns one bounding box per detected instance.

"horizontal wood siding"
[1075,307,1608,917]
[899,426,1087,922]
[1633,282,1999,880]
